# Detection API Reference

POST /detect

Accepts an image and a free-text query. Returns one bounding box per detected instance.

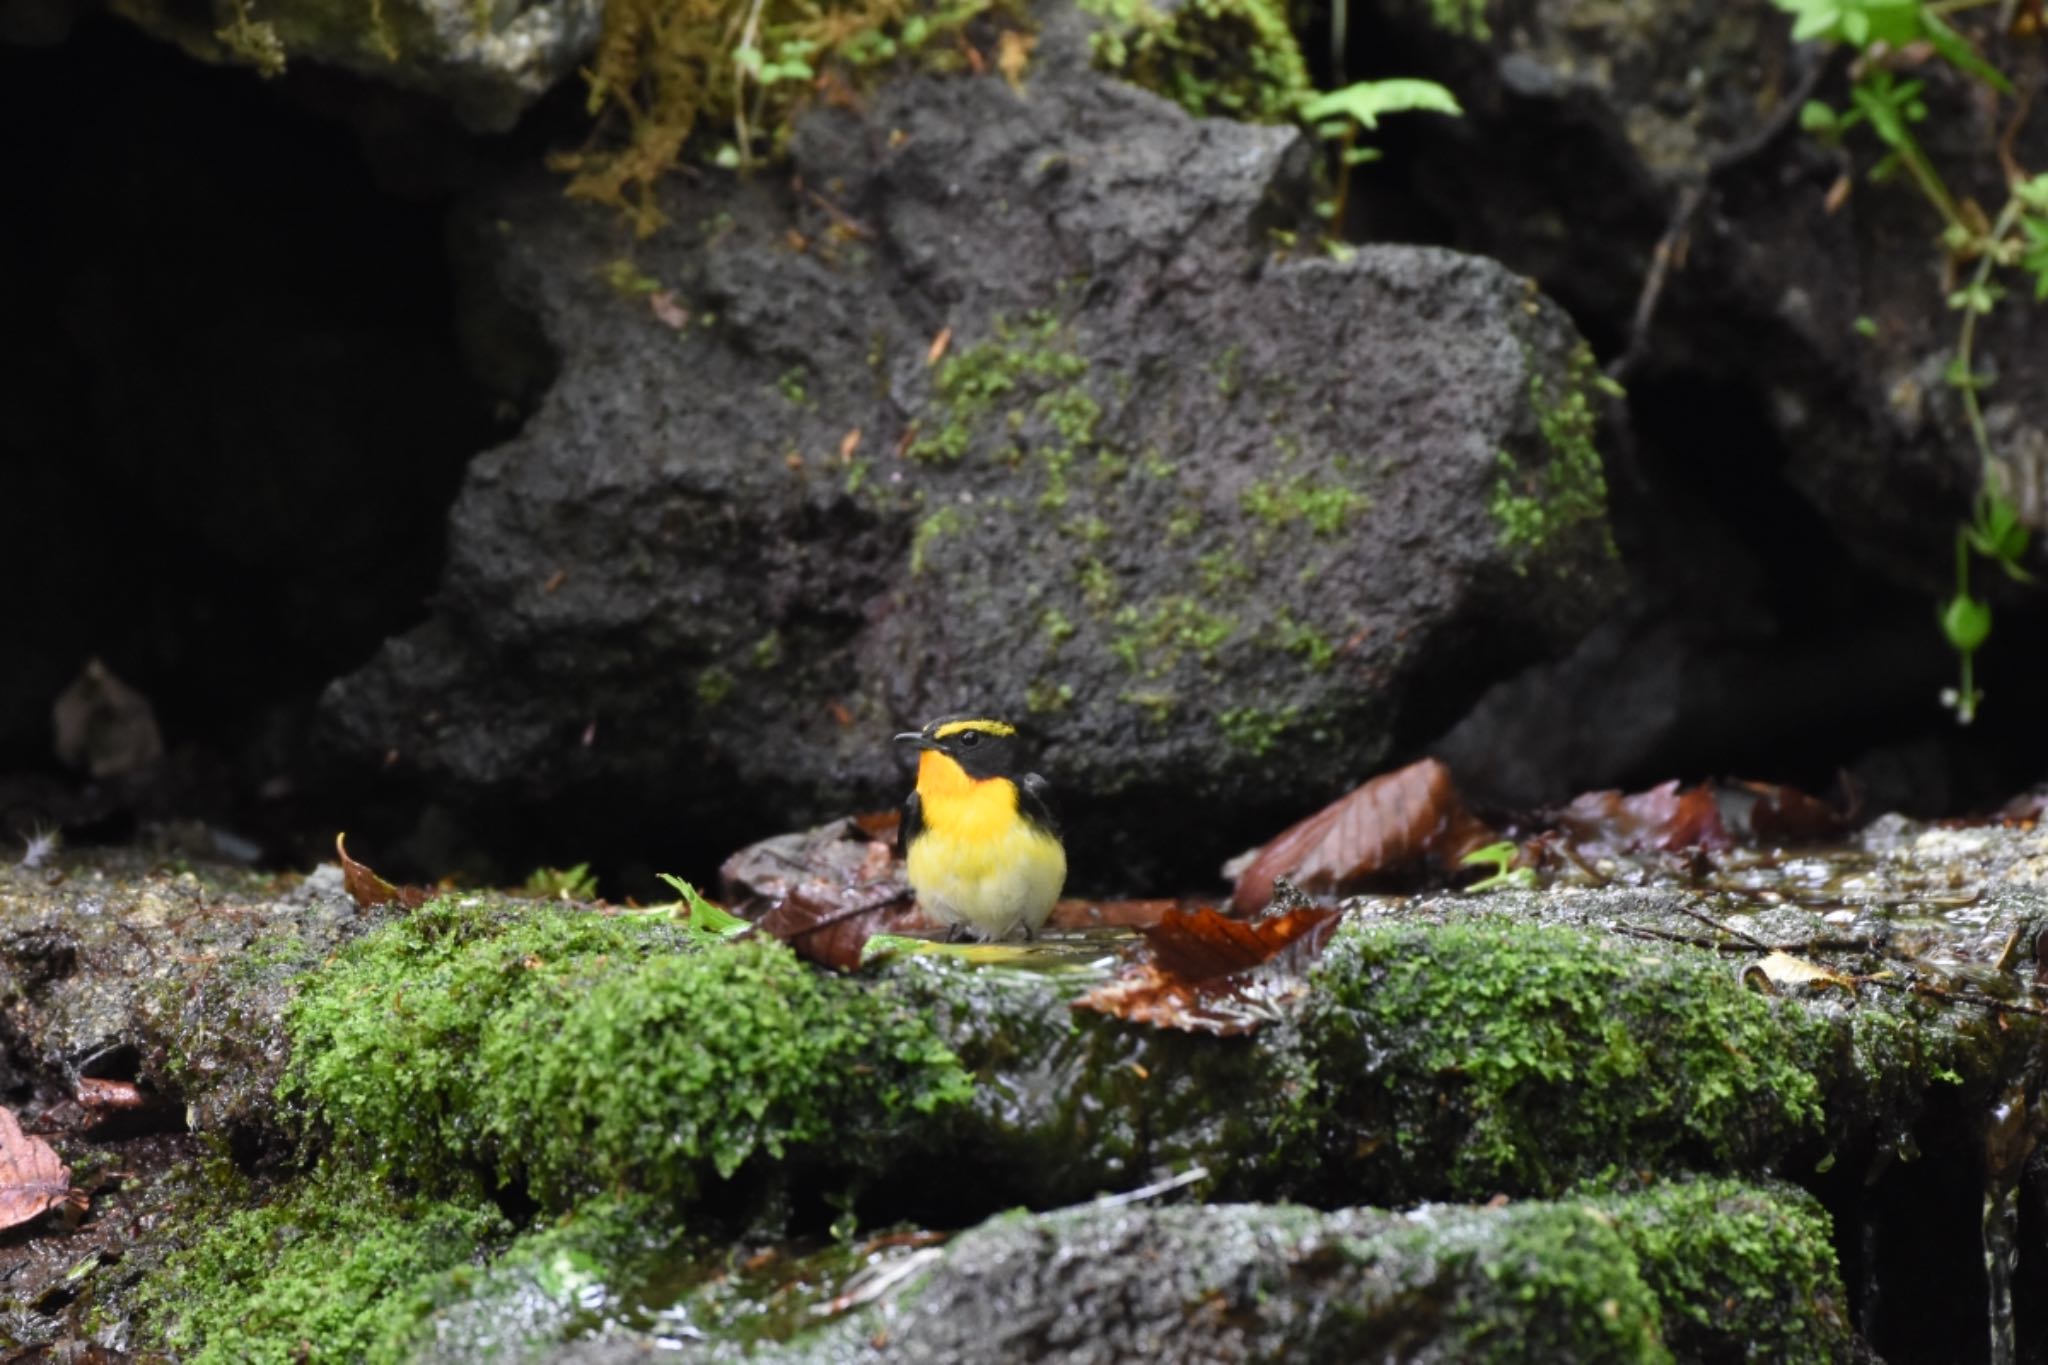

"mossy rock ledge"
[4,834,2043,1359]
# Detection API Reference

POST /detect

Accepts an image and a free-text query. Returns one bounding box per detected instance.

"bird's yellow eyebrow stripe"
[933,718,1017,739]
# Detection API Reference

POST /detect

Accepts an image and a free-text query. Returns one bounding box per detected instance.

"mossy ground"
[283,896,973,1206]
[108,883,1980,1359]
[1080,0,1310,122]
[131,895,973,1361]
[1303,918,1836,1198]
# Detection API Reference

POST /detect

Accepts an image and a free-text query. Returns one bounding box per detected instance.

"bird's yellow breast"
[906,751,1065,939]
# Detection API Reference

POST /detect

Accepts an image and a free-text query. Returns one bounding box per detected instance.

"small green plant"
[1461,841,1536,893]
[1780,0,2042,721]
[1300,79,1462,232]
[522,864,600,901]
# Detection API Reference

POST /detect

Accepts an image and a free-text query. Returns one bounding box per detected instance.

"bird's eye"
[956,730,982,747]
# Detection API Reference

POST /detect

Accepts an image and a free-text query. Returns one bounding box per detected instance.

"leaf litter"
[0,1106,76,1233]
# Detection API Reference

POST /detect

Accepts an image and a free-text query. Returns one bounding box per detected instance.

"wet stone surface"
[0,817,2045,1360]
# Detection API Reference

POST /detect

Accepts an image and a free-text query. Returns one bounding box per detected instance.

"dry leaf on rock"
[1230,758,1496,913]
[1074,906,1342,1035]
[1734,780,1853,845]
[0,1106,75,1232]
[1553,781,1731,858]
[1742,951,1856,995]
[724,815,937,971]
[335,834,432,912]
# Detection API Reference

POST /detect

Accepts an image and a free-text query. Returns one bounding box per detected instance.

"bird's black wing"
[898,789,924,859]
[1017,771,1061,837]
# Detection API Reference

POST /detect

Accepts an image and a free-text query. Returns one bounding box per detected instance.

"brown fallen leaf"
[0,1105,75,1231]
[724,816,938,971]
[1229,758,1496,913]
[1736,780,1853,845]
[1553,781,1730,858]
[997,29,1035,92]
[1074,906,1342,1035]
[335,833,432,913]
[926,326,952,366]
[75,1078,147,1111]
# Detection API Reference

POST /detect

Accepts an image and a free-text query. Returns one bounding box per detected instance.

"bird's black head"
[893,715,1026,780]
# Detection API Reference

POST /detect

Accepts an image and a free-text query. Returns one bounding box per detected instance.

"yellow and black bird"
[894,716,1066,941]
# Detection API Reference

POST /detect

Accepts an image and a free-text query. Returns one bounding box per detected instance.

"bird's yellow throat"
[914,749,1017,840]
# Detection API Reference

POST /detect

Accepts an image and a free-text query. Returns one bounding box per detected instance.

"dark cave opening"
[0,20,540,863]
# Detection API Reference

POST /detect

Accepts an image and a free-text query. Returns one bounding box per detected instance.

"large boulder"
[319,14,1625,873]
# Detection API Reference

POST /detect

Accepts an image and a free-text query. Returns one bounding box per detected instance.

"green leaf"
[1300,78,1463,131]
[1970,488,2030,566]
[1947,280,2007,315]
[656,873,752,941]
[1799,100,1840,134]
[2015,174,2048,211]
[1943,353,1993,390]
[1942,593,1992,653]
[1853,315,1878,337]
[1922,12,2013,94]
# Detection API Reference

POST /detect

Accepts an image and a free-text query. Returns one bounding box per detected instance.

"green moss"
[696,666,735,706]
[1040,605,1078,646]
[603,258,662,296]
[1270,609,1335,670]
[1196,549,1252,593]
[282,898,974,1209]
[1077,555,1119,612]
[1026,679,1076,713]
[1427,0,1492,39]
[752,629,785,670]
[1109,596,1234,674]
[1165,504,1203,540]
[1241,474,1369,536]
[139,1172,511,1365]
[1306,920,1832,1198]
[775,366,811,407]
[910,506,965,575]
[1586,1178,1852,1363]
[912,313,1094,466]
[1082,0,1309,123]
[1342,1203,1669,1362]
[1491,345,1616,570]
[380,1196,679,1361]
[1118,688,1178,725]
[1217,704,1298,754]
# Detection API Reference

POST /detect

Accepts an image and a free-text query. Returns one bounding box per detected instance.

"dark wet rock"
[6,825,2043,1358]
[0,852,381,1143]
[1372,0,2048,593]
[554,1182,1851,1364]
[319,14,1625,883]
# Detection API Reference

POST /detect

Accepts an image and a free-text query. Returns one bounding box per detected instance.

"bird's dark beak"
[894,731,938,751]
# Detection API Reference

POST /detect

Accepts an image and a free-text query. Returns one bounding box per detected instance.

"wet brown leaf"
[335,833,432,913]
[1073,906,1342,1035]
[75,1079,147,1111]
[1229,758,1495,913]
[724,816,937,971]
[1554,781,1730,858]
[0,1105,74,1231]
[1736,780,1852,845]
